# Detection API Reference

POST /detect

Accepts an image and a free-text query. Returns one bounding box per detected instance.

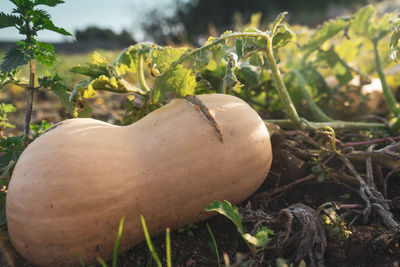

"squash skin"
[6,94,272,266]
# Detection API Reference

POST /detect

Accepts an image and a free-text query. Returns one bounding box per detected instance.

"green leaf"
[0,12,20,29]
[242,29,268,48]
[0,136,24,174]
[38,74,76,116]
[272,24,295,48]
[30,120,52,138]
[305,18,349,53]
[350,5,376,38]
[317,48,352,85]
[34,0,64,6]
[114,46,138,75]
[0,103,16,131]
[300,66,332,97]
[0,103,16,114]
[240,64,260,88]
[376,13,393,40]
[88,75,133,94]
[38,73,93,118]
[391,23,400,62]
[70,64,108,78]
[151,65,196,103]
[70,52,109,78]
[271,11,288,34]
[205,200,244,235]
[41,16,73,36]
[243,226,273,249]
[10,0,33,8]
[49,83,76,116]
[0,45,30,73]
[34,41,56,66]
[113,42,157,75]
[151,46,188,74]
[183,48,210,72]
[234,39,243,59]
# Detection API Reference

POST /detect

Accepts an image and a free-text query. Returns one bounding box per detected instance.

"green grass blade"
[141,215,162,267]
[112,216,125,267]
[166,228,172,267]
[206,223,221,267]
[77,252,85,267]
[96,256,108,267]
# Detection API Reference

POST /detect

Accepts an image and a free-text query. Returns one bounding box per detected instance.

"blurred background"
[0,0,399,131]
[0,0,393,49]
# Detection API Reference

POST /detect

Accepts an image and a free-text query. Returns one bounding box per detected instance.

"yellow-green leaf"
[151,65,196,103]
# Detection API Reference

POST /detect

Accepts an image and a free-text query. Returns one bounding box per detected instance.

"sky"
[0,0,185,42]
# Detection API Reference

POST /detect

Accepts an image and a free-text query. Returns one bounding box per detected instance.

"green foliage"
[272,25,295,48]
[390,20,400,62]
[0,103,16,133]
[317,48,352,85]
[350,5,394,42]
[303,18,349,54]
[205,200,273,258]
[0,0,72,73]
[1,40,57,73]
[30,120,52,138]
[205,200,245,234]
[38,73,80,116]
[113,42,157,75]
[177,222,198,237]
[151,65,197,103]
[318,202,352,239]
[151,46,189,73]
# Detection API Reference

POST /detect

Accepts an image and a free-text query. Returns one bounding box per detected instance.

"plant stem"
[373,39,400,116]
[290,70,333,122]
[23,59,35,147]
[264,37,303,127]
[266,119,386,131]
[390,117,400,133]
[137,54,151,93]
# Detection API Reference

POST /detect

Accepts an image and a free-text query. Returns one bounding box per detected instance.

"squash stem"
[266,119,387,131]
[264,37,303,128]
[137,54,151,93]
[373,39,400,116]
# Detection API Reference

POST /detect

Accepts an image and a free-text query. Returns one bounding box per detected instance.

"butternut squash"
[6,94,272,266]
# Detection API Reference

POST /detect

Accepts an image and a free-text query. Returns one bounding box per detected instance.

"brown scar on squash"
[184,95,223,143]
[41,122,63,136]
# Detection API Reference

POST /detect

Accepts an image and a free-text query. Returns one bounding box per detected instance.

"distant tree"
[75,27,135,45]
[142,0,372,45]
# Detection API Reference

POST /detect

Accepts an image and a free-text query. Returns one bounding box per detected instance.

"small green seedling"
[78,216,125,267]
[141,215,172,267]
[205,200,273,260]
[206,223,221,267]
[317,202,352,239]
